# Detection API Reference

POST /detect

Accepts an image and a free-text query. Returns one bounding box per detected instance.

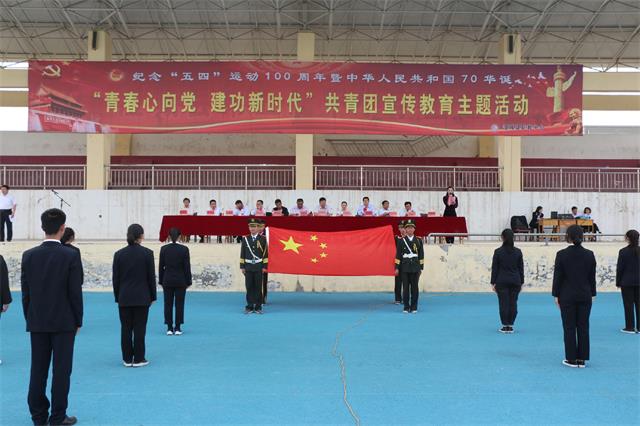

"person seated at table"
[580,207,601,234]
[207,199,223,243]
[314,197,333,216]
[377,200,394,216]
[233,200,249,216]
[357,197,374,216]
[179,198,194,215]
[337,201,352,216]
[402,201,418,217]
[272,199,289,216]
[251,200,267,216]
[290,198,311,216]
[571,206,579,218]
[529,206,544,232]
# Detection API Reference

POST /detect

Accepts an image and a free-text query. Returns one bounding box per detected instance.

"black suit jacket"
[442,195,458,217]
[0,254,11,306]
[616,246,639,287]
[552,245,597,303]
[112,244,157,307]
[491,246,524,286]
[21,241,83,332]
[63,243,84,285]
[159,242,192,287]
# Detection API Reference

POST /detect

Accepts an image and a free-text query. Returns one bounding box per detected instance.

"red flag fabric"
[267,225,396,276]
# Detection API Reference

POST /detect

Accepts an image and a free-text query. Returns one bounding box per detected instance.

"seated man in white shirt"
[314,197,333,216]
[356,196,374,216]
[289,198,311,216]
[377,200,394,216]
[207,199,222,216]
[337,201,352,216]
[402,201,418,217]
[570,206,579,218]
[251,200,267,216]
[233,200,249,216]
[180,197,194,215]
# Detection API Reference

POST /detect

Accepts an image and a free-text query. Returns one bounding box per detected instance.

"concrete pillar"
[86,30,114,189]
[295,32,316,190]
[497,34,522,191]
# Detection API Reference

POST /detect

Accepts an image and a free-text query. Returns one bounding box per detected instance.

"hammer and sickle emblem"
[42,64,61,78]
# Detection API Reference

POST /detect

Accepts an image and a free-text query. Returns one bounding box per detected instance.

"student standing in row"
[240,219,268,314]
[21,208,83,426]
[395,220,424,314]
[61,228,84,285]
[552,225,596,368]
[616,229,639,333]
[491,229,524,333]
[113,224,156,368]
[159,228,192,336]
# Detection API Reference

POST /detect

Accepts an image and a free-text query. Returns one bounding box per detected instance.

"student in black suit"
[552,225,597,368]
[1,253,12,365]
[21,208,83,426]
[113,224,156,368]
[491,229,525,333]
[159,227,192,336]
[616,229,640,333]
[61,227,84,285]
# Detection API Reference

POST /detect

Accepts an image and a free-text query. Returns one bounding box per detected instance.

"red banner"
[267,226,396,276]
[28,61,583,135]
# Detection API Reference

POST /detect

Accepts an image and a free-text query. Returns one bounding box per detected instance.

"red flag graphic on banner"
[267,226,396,276]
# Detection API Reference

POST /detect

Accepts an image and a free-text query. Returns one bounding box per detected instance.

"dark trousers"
[496,285,520,325]
[118,306,149,363]
[28,332,75,425]
[394,275,402,302]
[163,287,186,326]
[0,209,12,242]
[401,271,420,310]
[621,286,640,330]
[245,269,263,308]
[262,271,268,304]
[560,301,592,361]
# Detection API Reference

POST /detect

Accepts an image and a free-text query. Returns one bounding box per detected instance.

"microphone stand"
[51,189,71,210]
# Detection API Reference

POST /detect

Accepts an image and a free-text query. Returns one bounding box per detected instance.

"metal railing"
[314,165,501,191]
[522,167,640,192]
[1,165,86,189]
[106,164,295,190]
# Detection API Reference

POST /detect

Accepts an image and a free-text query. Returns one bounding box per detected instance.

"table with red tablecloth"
[158,215,468,241]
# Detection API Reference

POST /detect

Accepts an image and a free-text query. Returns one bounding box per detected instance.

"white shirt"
[376,208,393,216]
[0,193,16,210]
[206,207,222,215]
[314,205,333,216]
[233,207,249,216]
[290,205,310,216]
[43,239,61,244]
[356,204,374,216]
[179,206,194,215]
[337,208,353,216]
[250,208,267,216]
[402,209,418,217]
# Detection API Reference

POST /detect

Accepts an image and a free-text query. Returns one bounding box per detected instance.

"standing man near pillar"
[0,184,17,242]
[21,208,83,426]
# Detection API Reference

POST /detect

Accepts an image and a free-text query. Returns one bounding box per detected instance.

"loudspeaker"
[91,31,98,50]
[507,35,514,54]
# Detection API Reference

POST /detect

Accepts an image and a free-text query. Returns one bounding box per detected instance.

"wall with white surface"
[6,189,638,241]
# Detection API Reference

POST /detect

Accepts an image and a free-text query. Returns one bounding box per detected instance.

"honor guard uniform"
[240,219,268,314]
[393,220,406,304]
[395,220,424,313]
[258,219,269,305]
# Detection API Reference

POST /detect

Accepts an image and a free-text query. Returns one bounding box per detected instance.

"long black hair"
[126,224,144,245]
[626,229,639,255]
[566,224,584,246]
[60,227,75,245]
[168,227,181,243]
[535,206,543,213]
[501,228,515,249]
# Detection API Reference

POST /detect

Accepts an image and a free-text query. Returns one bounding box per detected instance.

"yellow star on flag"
[280,236,303,254]
[319,243,327,249]
[311,258,318,263]
[310,235,318,242]
[320,252,328,258]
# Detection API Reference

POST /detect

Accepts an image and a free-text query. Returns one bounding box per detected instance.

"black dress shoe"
[51,416,77,426]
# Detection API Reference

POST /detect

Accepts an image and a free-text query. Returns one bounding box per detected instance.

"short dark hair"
[275,198,282,204]
[168,227,181,243]
[235,200,243,205]
[404,201,412,207]
[584,207,591,213]
[319,197,326,202]
[61,227,75,245]
[183,198,190,202]
[341,201,347,205]
[209,199,216,204]
[1,184,8,190]
[501,228,515,248]
[296,198,304,203]
[362,196,369,201]
[382,200,389,205]
[257,199,264,204]
[566,225,584,246]
[41,208,66,235]
[127,223,145,245]
[571,206,578,210]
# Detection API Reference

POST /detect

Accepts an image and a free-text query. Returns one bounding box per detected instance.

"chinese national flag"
[267,225,396,276]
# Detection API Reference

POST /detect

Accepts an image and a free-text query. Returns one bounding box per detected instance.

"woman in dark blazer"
[616,229,639,333]
[442,186,458,243]
[112,224,156,368]
[529,206,544,232]
[552,225,597,368]
[491,229,524,333]
[159,227,192,336]
[61,227,84,285]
